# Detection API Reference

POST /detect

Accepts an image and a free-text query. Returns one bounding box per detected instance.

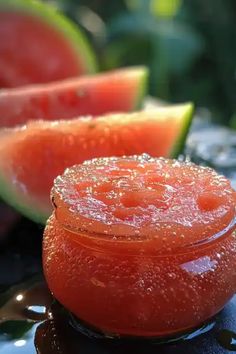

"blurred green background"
[47,0,236,126]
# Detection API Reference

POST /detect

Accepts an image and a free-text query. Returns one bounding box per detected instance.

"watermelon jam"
[43,155,236,338]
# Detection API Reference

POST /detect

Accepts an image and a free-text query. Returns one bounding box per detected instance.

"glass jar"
[43,212,236,339]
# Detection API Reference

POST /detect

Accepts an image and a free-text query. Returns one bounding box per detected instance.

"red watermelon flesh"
[0,0,96,87]
[0,67,147,128]
[0,104,193,223]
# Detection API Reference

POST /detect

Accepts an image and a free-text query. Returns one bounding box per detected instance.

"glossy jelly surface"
[43,155,236,337]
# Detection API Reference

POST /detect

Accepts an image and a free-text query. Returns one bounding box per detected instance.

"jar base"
[66,310,216,344]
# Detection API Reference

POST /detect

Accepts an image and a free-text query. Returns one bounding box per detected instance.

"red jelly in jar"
[43,155,236,338]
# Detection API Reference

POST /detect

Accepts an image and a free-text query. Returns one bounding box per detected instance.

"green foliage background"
[48,0,236,125]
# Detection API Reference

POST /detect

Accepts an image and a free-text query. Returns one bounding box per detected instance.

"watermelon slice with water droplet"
[0,103,193,223]
[0,67,148,127]
[0,0,96,87]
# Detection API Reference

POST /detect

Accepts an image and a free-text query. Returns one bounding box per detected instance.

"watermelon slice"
[0,67,148,128]
[0,0,96,87]
[0,103,193,223]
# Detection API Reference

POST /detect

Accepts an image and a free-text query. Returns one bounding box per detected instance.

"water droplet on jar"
[168,273,177,279]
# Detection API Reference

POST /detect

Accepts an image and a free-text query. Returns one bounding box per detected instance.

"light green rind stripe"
[0,0,97,74]
[170,102,194,158]
[0,172,48,224]
[134,66,149,110]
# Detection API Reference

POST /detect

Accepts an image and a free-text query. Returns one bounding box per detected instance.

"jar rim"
[55,212,236,256]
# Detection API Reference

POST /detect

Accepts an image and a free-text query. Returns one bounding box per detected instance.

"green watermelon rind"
[0,169,48,224]
[0,179,48,224]
[169,102,194,158]
[134,67,149,110]
[0,0,97,75]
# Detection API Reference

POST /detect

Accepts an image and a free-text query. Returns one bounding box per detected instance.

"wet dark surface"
[0,123,236,353]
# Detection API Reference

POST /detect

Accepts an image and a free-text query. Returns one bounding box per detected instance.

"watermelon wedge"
[0,0,96,87]
[0,67,148,128]
[0,103,193,223]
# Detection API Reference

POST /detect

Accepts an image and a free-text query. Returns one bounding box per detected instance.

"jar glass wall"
[43,213,236,338]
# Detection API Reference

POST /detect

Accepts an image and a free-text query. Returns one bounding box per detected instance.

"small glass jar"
[43,212,236,339]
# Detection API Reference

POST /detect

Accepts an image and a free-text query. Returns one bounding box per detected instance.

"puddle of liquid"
[217,329,236,351]
[68,308,216,343]
[0,280,51,354]
[0,281,52,323]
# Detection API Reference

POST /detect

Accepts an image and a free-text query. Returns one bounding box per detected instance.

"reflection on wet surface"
[217,329,236,351]
[186,125,236,188]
